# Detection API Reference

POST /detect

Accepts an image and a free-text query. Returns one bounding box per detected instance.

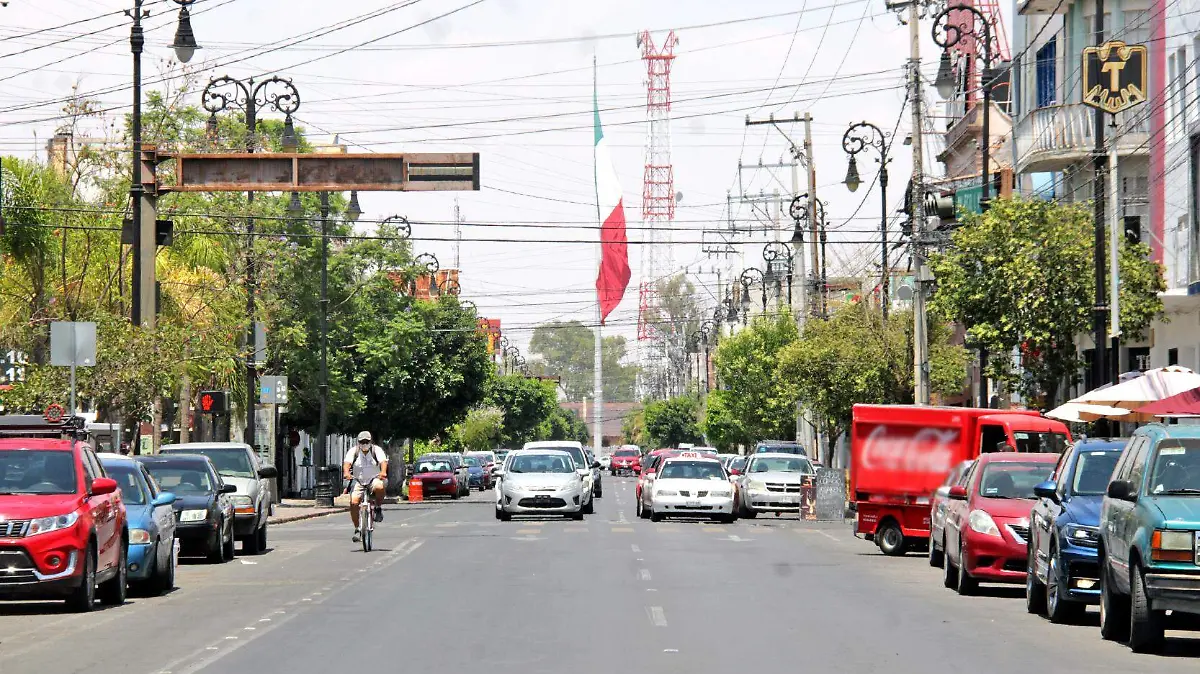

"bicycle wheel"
[361,506,372,552]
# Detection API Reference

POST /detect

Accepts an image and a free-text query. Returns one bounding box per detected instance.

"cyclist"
[343,431,388,542]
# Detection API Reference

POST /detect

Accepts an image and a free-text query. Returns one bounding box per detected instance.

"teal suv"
[1098,424,1200,652]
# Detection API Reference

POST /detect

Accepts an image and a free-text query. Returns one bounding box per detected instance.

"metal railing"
[1014,103,1150,173]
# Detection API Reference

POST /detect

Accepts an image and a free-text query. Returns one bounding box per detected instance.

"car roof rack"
[0,414,88,439]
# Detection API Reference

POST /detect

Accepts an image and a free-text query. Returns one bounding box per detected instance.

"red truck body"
[850,404,1071,554]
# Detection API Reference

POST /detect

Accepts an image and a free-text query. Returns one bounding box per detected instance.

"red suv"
[610,448,641,477]
[0,415,128,612]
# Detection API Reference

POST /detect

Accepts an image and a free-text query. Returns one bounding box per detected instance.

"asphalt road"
[2,477,1199,674]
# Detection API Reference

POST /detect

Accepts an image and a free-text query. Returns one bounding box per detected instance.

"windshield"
[1148,439,1200,494]
[747,457,812,473]
[659,460,726,480]
[509,454,574,474]
[1012,432,1069,454]
[0,449,78,495]
[730,457,747,471]
[463,457,481,468]
[1070,450,1121,495]
[978,462,1054,499]
[176,447,254,478]
[108,465,148,505]
[537,446,586,469]
[614,449,639,458]
[756,444,805,455]
[145,466,214,494]
[415,459,453,473]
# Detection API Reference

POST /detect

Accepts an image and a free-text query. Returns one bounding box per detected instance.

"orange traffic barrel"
[409,478,423,502]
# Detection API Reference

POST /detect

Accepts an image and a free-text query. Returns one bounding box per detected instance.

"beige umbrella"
[1046,401,1133,423]
[1075,366,1200,410]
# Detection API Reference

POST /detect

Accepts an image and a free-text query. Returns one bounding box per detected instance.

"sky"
[0,0,1011,357]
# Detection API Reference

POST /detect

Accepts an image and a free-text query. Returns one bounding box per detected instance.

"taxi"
[640,453,736,523]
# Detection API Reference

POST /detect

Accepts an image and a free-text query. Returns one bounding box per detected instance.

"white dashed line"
[648,606,668,627]
[630,544,641,553]
[638,568,652,581]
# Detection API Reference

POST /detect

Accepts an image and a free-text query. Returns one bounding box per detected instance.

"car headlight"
[230,495,253,507]
[442,478,452,485]
[179,509,208,523]
[1064,524,1100,548]
[129,528,152,545]
[709,489,732,498]
[656,489,678,497]
[26,512,80,536]
[746,479,767,491]
[967,509,1001,537]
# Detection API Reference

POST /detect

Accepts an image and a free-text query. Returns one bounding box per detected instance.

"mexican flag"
[593,82,630,325]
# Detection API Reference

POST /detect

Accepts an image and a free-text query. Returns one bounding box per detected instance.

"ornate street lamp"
[842,120,891,319]
[739,267,767,325]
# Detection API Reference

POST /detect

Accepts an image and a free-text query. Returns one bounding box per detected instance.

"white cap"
[357,431,372,442]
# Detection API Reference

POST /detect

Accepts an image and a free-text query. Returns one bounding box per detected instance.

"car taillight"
[1151,530,1196,563]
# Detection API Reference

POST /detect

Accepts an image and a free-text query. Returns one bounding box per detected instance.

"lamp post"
[202,75,301,447]
[437,277,462,297]
[739,268,767,325]
[932,5,995,210]
[380,215,412,239]
[790,194,827,318]
[129,0,200,329]
[699,320,715,395]
[763,242,794,310]
[842,121,890,319]
[316,191,331,473]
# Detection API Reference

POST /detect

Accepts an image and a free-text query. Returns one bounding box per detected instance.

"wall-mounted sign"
[1081,40,1148,114]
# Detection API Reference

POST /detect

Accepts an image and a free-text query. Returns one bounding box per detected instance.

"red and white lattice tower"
[950,0,1011,108]
[636,29,678,342]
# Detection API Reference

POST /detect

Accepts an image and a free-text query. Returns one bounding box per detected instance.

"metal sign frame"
[167,152,480,193]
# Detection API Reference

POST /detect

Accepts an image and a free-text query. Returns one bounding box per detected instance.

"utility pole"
[904,0,930,405]
[1091,0,1109,392]
[802,113,819,319]
[454,197,463,270]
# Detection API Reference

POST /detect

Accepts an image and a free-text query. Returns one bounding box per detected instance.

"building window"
[1181,48,1190,129]
[1169,348,1179,367]
[1171,53,1180,141]
[1035,37,1057,108]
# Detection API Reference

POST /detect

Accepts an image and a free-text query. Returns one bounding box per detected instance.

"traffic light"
[198,390,229,413]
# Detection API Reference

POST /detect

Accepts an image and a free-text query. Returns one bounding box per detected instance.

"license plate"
[686,500,701,508]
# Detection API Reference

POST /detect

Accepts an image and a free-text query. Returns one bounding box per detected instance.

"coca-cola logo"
[860,425,959,474]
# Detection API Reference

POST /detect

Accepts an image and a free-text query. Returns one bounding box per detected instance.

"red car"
[411,455,463,499]
[0,415,128,612]
[942,452,1058,595]
[609,448,641,476]
[634,449,685,516]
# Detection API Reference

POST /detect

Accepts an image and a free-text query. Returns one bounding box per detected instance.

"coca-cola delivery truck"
[850,404,1071,556]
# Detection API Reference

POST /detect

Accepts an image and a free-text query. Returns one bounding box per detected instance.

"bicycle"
[345,477,376,552]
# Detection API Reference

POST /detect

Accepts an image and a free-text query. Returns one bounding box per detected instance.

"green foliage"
[643,395,702,449]
[621,407,646,446]
[535,406,590,444]
[700,389,750,451]
[776,303,969,431]
[929,197,1164,407]
[485,375,557,446]
[528,320,638,402]
[710,315,799,443]
[458,408,505,451]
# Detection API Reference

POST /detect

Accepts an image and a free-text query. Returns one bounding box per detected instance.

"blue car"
[462,455,491,491]
[98,453,178,594]
[1025,438,1126,622]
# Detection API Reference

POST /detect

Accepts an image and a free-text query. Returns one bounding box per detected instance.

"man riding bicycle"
[344,431,388,542]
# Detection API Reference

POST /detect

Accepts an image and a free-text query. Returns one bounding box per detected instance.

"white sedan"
[644,454,736,523]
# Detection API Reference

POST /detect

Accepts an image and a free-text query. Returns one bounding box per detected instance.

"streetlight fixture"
[790,194,827,318]
[346,191,362,222]
[932,4,996,209]
[763,241,794,308]
[202,74,301,448]
[842,120,891,319]
[169,0,200,63]
[739,267,767,325]
[286,192,304,218]
[934,49,956,100]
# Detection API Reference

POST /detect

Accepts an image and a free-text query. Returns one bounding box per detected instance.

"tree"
[642,274,704,398]
[485,374,557,446]
[929,197,1165,407]
[700,389,750,451]
[621,407,646,446]
[643,395,702,448]
[710,315,799,443]
[776,303,970,433]
[536,406,590,444]
[457,408,505,451]
[528,320,637,401]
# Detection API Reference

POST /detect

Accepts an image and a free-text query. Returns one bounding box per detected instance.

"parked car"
[464,451,498,489]
[598,455,612,470]
[585,449,603,498]
[161,443,276,554]
[1025,439,1125,622]
[692,447,720,457]
[522,441,597,515]
[495,449,587,521]
[929,460,976,568]
[425,453,471,497]
[610,446,642,476]
[644,454,735,523]
[734,452,815,519]
[1098,425,1200,652]
[138,454,237,563]
[412,455,466,499]
[941,452,1059,595]
[754,441,807,456]
[0,415,128,612]
[98,452,178,594]
[462,454,492,491]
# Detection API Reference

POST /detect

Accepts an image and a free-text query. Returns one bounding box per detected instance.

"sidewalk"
[268,496,405,525]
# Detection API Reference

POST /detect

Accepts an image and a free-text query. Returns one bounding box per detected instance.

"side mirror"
[258,465,279,479]
[1107,479,1136,501]
[591,461,601,470]
[1033,480,1060,503]
[494,470,505,479]
[90,477,118,496]
[948,485,968,501]
[152,491,177,507]
[220,484,238,494]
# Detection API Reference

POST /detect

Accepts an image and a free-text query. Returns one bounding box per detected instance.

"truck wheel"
[1025,545,1046,615]
[1129,564,1165,653]
[928,535,944,568]
[955,541,977,595]
[876,521,906,556]
[1099,557,1130,642]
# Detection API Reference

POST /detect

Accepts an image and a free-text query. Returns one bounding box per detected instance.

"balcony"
[1014,103,1150,175]
[1019,0,1070,14]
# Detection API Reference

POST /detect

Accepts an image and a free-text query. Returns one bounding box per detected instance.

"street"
[0,478,1196,673]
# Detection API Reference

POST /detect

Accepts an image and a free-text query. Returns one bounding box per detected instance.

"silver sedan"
[495,450,587,521]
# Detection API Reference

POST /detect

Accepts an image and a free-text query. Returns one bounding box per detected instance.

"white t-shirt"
[344,445,387,483]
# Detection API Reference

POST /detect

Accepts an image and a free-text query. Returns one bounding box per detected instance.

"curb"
[269,508,345,525]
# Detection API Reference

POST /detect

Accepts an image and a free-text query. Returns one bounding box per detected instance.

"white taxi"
[645,453,736,523]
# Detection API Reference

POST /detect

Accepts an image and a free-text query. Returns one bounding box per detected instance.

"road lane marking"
[514,528,539,534]
[611,526,634,533]
[727,535,752,542]
[638,569,652,581]
[664,649,679,653]
[630,544,641,552]
[648,606,668,627]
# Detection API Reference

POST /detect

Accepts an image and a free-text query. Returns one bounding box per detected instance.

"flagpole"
[592,54,604,452]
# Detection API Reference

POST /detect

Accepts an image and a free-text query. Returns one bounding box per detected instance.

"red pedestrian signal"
[200,394,214,412]
[197,390,228,413]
